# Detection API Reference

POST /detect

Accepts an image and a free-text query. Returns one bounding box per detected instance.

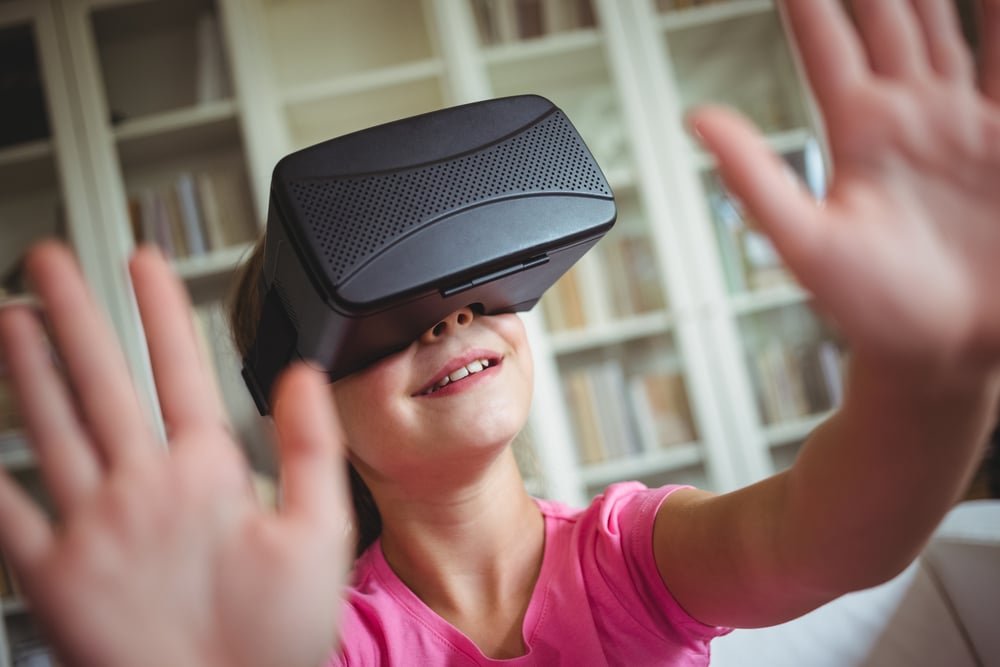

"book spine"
[174,172,208,256]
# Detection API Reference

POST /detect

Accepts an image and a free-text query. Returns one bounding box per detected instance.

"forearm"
[781,353,1000,594]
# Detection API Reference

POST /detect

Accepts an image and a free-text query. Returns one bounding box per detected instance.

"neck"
[369,447,545,656]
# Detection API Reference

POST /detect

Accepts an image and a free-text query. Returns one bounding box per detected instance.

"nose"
[421,307,475,343]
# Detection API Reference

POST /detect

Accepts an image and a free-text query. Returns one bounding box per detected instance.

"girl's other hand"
[0,242,351,667]
[691,0,1000,380]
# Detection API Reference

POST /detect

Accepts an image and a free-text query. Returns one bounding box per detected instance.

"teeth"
[425,359,492,395]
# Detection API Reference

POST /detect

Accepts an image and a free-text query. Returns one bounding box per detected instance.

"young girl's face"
[329,309,534,483]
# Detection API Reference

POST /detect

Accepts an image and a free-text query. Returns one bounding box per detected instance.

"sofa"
[710,500,1000,666]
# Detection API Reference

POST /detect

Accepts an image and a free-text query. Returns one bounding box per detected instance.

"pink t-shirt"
[328,482,730,665]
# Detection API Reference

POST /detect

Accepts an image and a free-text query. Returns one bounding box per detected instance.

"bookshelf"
[0,0,854,658]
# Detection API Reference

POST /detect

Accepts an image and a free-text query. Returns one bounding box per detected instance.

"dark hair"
[227,235,382,558]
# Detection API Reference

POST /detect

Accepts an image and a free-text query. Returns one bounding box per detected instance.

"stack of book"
[749,338,845,425]
[470,0,597,45]
[127,169,255,261]
[602,234,666,319]
[563,361,696,465]
[541,232,666,332]
[542,266,587,332]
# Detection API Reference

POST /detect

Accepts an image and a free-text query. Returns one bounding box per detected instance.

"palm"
[695,0,1000,373]
[0,245,350,667]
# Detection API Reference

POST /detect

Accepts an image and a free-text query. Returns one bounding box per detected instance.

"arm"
[0,243,352,667]
[653,0,1000,628]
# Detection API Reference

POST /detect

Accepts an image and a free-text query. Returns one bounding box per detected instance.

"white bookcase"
[0,0,853,661]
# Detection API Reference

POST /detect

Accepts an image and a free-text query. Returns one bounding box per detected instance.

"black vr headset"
[242,94,617,415]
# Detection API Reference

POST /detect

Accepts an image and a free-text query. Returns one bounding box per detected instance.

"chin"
[426,395,528,458]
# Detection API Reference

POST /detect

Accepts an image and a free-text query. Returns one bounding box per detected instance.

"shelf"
[175,242,254,303]
[261,0,436,89]
[579,442,702,487]
[0,140,52,170]
[549,311,675,355]
[92,0,234,122]
[729,283,810,316]
[483,28,603,66]
[487,31,608,94]
[282,59,444,108]
[0,140,56,196]
[115,101,241,169]
[659,0,774,32]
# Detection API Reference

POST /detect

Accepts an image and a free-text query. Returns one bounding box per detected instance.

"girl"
[1,0,999,665]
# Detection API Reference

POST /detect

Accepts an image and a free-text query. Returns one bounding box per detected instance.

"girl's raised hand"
[0,243,351,667]
[693,0,1000,377]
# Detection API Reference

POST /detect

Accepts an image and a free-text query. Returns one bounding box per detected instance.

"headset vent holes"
[290,113,610,285]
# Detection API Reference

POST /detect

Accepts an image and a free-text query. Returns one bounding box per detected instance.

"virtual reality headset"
[242,94,617,415]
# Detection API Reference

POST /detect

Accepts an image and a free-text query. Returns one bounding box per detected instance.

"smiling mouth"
[419,357,496,396]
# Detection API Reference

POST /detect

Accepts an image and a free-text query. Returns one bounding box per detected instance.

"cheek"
[330,364,408,448]
[495,314,533,386]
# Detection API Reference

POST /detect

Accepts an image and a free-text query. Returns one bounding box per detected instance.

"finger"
[272,364,349,528]
[129,246,227,439]
[849,0,929,79]
[0,306,101,510]
[25,242,153,467]
[780,0,869,109]
[0,469,53,582]
[983,0,1000,101]
[910,0,976,81]
[689,106,825,274]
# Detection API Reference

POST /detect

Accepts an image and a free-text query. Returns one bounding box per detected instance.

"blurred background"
[0,0,991,663]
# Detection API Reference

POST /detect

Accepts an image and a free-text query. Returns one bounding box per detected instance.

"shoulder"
[532,482,695,592]
[534,482,729,645]
[537,481,692,538]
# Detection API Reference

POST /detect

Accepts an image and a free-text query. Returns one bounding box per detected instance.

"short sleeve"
[573,481,732,647]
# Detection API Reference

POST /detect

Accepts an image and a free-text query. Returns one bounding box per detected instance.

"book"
[620,235,666,315]
[197,169,257,248]
[589,360,641,459]
[542,266,586,331]
[629,371,696,449]
[196,172,228,251]
[492,0,520,43]
[751,341,811,425]
[195,11,232,104]
[161,189,190,258]
[174,172,208,256]
[563,369,606,464]
[470,0,499,44]
[708,190,749,293]
[563,361,644,464]
[129,169,256,260]
[515,0,545,39]
[817,340,845,407]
